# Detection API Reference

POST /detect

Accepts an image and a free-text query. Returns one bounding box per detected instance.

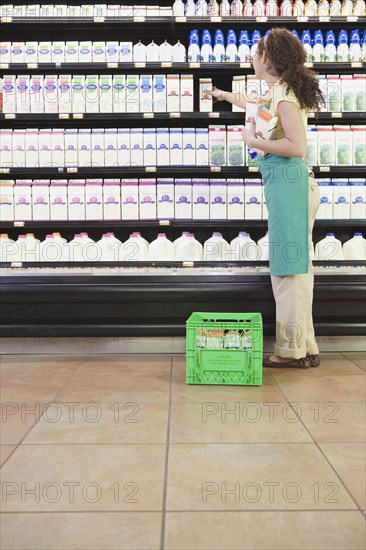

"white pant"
[270,175,320,359]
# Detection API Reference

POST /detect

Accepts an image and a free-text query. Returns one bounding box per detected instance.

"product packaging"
[349,179,366,219]
[153,75,167,112]
[11,42,25,64]
[170,129,183,165]
[59,74,72,113]
[25,129,38,167]
[175,179,192,219]
[0,130,13,167]
[317,126,336,165]
[72,75,86,113]
[199,78,213,112]
[245,179,263,219]
[192,180,210,220]
[126,75,140,113]
[65,41,79,63]
[78,129,91,167]
[0,42,11,64]
[79,41,93,63]
[195,128,209,167]
[13,129,26,168]
[14,181,32,220]
[0,180,14,221]
[157,178,175,219]
[24,41,38,64]
[227,125,245,166]
[106,41,119,63]
[91,129,105,167]
[209,126,227,167]
[44,75,58,113]
[335,125,353,166]
[129,128,144,166]
[51,41,65,63]
[85,75,100,113]
[139,179,157,219]
[333,179,350,219]
[166,75,180,112]
[316,179,333,219]
[92,41,106,63]
[2,75,16,113]
[38,129,52,167]
[156,128,170,166]
[341,75,355,111]
[180,74,194,112]
[112,75,126,112]
[210,180,227,219]
[32,181,50,221]
[85,180,103,220]
[50,181,68,220]
[51,128,65,168]
[117,128,131,167]
[16,75,31,113]
[227,180,245,219]
[352,126,366,166]
[64,129,78,167]
[38,42,52,63]
[144,129,157,166]
[140,75,153,112]
[30,75,44,113]
[99,75,113,112]
[120,42,133,62]
[68,180,86,220]
[104,128,118,166]
[121,179,139,220]
[103,180,122,220]
[182,128,196,166]
[354,74,366,112]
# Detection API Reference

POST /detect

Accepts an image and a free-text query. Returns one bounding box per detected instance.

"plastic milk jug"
[148,233,175,261]
[315,233,343,260]
[175,233,203,261]
[231,231,258,261]
[203,232,230,261]
[342,233,366,260]
[257,232,270,261]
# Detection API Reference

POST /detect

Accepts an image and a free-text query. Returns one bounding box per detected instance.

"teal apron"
[256,154,309,276]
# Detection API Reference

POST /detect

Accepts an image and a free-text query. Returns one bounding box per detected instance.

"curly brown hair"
[257,28,324,112]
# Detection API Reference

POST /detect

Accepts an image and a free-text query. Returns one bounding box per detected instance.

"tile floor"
[0,352,365,550]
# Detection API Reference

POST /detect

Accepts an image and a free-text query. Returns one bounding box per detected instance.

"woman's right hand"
[208,87,226,101]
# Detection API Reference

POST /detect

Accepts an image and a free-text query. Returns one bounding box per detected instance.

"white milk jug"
[176,233,203,261]
[342,232,366,260]
[0,233,15,263]
[231,231,258,261]
[203,231,230,261]
[148,233,175,261]
[257,231,270,261]
[315,232,344,260]
[121,233,148,261]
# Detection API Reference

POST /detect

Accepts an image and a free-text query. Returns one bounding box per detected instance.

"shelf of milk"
[0,5,174,20]
[315,231,366,260]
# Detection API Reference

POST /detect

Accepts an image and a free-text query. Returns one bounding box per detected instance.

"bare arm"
[209,87,248,110]
[244,101,307,158]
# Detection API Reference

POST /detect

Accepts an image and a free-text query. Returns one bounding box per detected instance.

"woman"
[211,28,323,368]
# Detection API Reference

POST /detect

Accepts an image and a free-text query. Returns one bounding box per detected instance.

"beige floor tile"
[0,512,161,550]
[0,374,72,405]
[268,353,366,377]
[0,354,85,375]
[166,443,356,511]
[170,402,312,444]
[75,353,171,377]
[342,352,366,371]
[164,511,366,550]
[1,444,165,512]
[320,443,366,509]
[294,402,366,443]
[0,445,16,466]
[24,403,169,444]
[270,375,366,403]
[1,404,46,445]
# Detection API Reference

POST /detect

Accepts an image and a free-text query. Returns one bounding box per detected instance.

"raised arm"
[209,87,248,110]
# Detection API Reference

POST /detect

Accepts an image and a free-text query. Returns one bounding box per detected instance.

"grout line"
[159,355,173,550]
[0,509,361,514]
[340,352,366,372]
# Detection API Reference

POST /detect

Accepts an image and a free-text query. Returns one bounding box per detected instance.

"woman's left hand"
[242,117,256,147]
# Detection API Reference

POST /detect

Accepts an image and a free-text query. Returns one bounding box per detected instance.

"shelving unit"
[1,1,365,338]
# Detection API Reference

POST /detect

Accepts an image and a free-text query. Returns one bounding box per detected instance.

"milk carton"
[227,180,245,220]
[210,181,227,219]
[192,181,210,220]
[306,127,318,167]
[103,180,121,220]
[50,181,68,220]
[38,129,52,167]
[58,74,72,113]
[350,179,366,219]
[64,129,78,167]
[333,179,350,219]
[112,75,126,112]
[122,180,139,220]
[13,129,26,168]
[327,75,341,111]
[92,41,106,63]
[65,41,79,63]
[153,75,167,112]
[316,180,333,219]
[140,75,153,112]
[180,74,194,112]
[166,75,180,112]
[0,42,11,64]
[14,181,32,221]
[104,129,118,166]
[2,75,16,113]
[246,75,261,99]
[157,178,175,219]
[227,125,245,166]
[156,128,170,166]
[335,125,352,166]
[195,128,209,167]
[118,128,131,167]
[11,42,25,64]
[85,180,103,220]
[38,41,52,63]
[139,179,157,219]
[170,129,183,165]
[126,75,140,113]
[0,130,13,167]
[78,129,91,167]
[16,75,31,113]
[175,179,192,219]
[0,180,14,221]
[352,126,366,166]
[318,126,336,166]
[32,181,50,221]
[51,41,65,63]
[68,180,86,220]
[144,129,157,166]
[25,129,38,167]
[199,78,213,112]
[232,75,246,112]
[119,42,133,63]
[44,75,58,114]
[79,41,92,63]
[209,126,227,167]
[91,129,105,167]
[72,75,86,113]
[106,41,119,63]
[245,180,262,219]
[130,128,144,166]
[51,129,65,168]
[354,75,366,112]
[182,128,196,166]
[99,75,113,112]
[317,74,328,112]
[85,75,99,113]
[341,75,355,111]
[24,41,38,64]
[30,75,44,113]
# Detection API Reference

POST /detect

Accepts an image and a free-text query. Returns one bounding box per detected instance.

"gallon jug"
[325,30,337,62]
[188,30,201,63]
[52,232,67,261]
[280,0,293,16]
[329,0,341,14]
[201,30,213,63]
[231,0,244,16]
[213,29,226,62]
[341,0,353,15]
[146,40,160,62]
[243,0,254,16]
[231,232,258,261]
[173,231,190,252]
[133,41,147,62]
[14,235,26,263]
[304,0,318,15]
[238,31,250,62]
[301,30,313,62]
[313,30,325,62]
[293,0,305,14]
[40,234,63,262]
[120,233,147,261]
[353,0,366,15]
[317,0,330,15]
[257,232,270,261]
[203,232,229,261]
[175,233,203,261]
[0,233,14,263]
[250,30,262,60]
[97,233,121,261]
[220,0,231,16]
[253,0,265,16]
[67,233,84,262]
[315,233,344,260]
[226,29,238,63]
[196,0,209,16]
[148,233,175,261]
[133,231,149,247]
[207,0,220,15]
[266,0,279,15]
[337,30,349,62]
[185,0,197,16]
[342,232,366,260]
[350,29,362,62]
[24,233,40,262]
[173,0,185,16]
[159,40,173,63]
[172,40,186,62]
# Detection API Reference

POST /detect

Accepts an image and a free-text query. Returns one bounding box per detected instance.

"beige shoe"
[263,355,310,369]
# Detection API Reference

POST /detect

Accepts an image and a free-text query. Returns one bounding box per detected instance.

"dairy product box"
[341,75,355,112]
[91,129,105,167]
[335,125,352,166]
[79,41,92,63]
[262,182,268,220]
[16,75,31,113]
[13,129,26,168]
[209,126,227,167]
[175,179,192,219]
[38,41,52,63]
[24,41,38,64]
[85,180,103,220]
[72,75,86,113]
[192,181,210,220]
[30,75,44,113]
[78,129,91,167]
[0,130,13,167]
[112,75,126,112]
[157,178,174,219]
[246,75,261,99]
[120,42,133,62]
[130,128,143,166]
[153,75,167,113]
[354,75,366,112]
[32,181,50,221]
[210,181,227,219]
[195,128,209,167]
[245,180,262,220]
[317,75,328,112]
[156,128,170,166]
[2,75,16,113]
[227,180,245,220]
[85,75,99,113]
[59,74,72,113]
[182,128,196,166]
[232,75,246,113]
[140,75,153,112]
[106,41,119,63]
[51,128,65,167]
[99,75,113,112]
[306,127,318,167]
[51,41,65,63]
[227,125,245,166]
[349,179,366,219]
[0,42,11,64]
[64,129,78,167]
[11,42,25,64]
[118,128,131,167]
[92,42,106,63]
[68,6,81,18]
[25,129,39,167]
[170,129,183,165]
[103,180,121,220]
[104,129,118,166]
[125,75,140,113]
[139,179,157,219]
[121,180,139,220]
[38,129,52,167]
[0,180,14,221]
[68,180,86,220]
[50,181,68,220]
[316,179,333,219]
[333,179,350,219]
[144,129,157,166]
[199,78,213,112]
[352,126,366,166]
[180,74,194,112]
[166,75,180,112]
[327,75,341,112]
[14,181,32,221]
[65,41,79,63]
[318,126,336,166]
[44,75,58,113]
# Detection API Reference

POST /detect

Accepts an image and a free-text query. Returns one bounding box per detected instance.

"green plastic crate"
[186,312,263,386]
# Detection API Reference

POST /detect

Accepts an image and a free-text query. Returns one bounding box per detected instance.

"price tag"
[0,64,9,69]
[14,221,25,227]
[94,16,105,22]
[5,114,16,119]
[304,62,314,68]
[211,166,221,172]
[59,113,70,119]
[183,261,194,267]
[27,63,38,69]
[133,16,145,22]
[175,16,187,22]
[248,166,259,172]
[143,113,154,118]
[145,166,157,172]
[256,16,267,22]
[297,16,308,22]
[319,166,330,172]
[11,262,22,268]
[0,168,10,173]
[209,112,220,118]
[134,62,146,68]
[308,112,315,118]
[210,16,222,22]
[331,112,342,118]
[159,220,171,226]
[1,17,13,23]
[161,62,172,68]
[189,62,200,69]
[319,16,330,22]
[73,113,84,119]
[240,62,251,68]
[170,112,181,118]
[347,16,358,22]
[351,62,362,68]
[67,167,78,173]
[107,62,118,68]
